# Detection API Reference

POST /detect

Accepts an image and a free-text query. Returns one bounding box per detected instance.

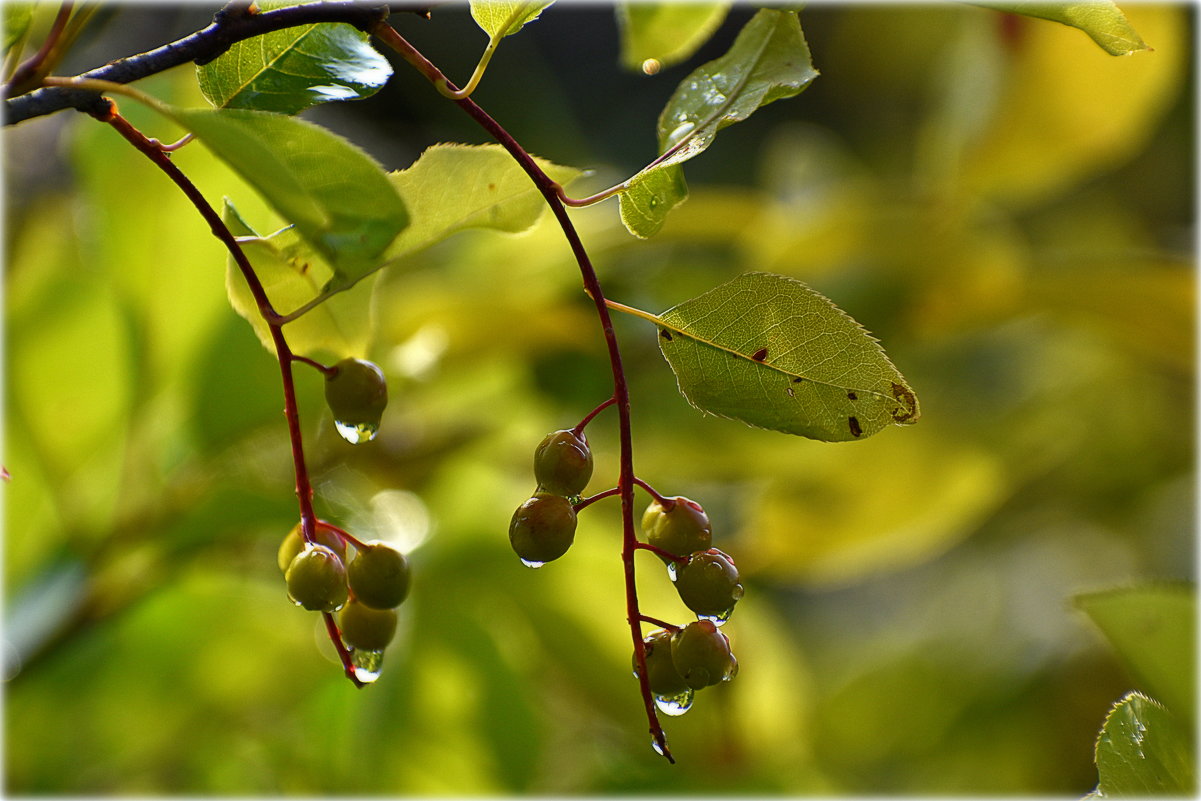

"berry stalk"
[374,22,674,762]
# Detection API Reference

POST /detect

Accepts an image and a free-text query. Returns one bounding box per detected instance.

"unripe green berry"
[641,496,712,563]
[285,544,348,612]
[533,429,593,497]
[509,493,577,565]
[339,599,399,651]
[674,548,744,620]
[633,628,690,697]
[670,619,738,690]
[324,358,388,434]
[277,522,347,573]
[347,541,411,610]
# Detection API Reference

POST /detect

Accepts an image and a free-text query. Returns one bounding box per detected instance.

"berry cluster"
[279,521,412,681]
[508,421,744,728]
[636,497,742,715]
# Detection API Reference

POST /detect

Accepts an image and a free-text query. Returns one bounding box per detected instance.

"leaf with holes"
[649,272,919,441]
[197,0,392,114]
[617,8,818,238]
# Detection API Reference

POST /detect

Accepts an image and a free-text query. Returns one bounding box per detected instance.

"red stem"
[632,477,672,508]
[100,105,357,683]
[574,487,621,513]
[573,396,616,437]
[371,22,674,762]
[634,542,690,564]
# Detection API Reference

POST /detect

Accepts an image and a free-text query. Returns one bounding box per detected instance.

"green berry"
[285,544,348,612]
[347,541,411,610]
[324,358,388,431]
[674,548,744,620]
[670,619,737,690]
[509,493,577,565]
[641,496,712,563]
[633,629,690,697]
[339,599,399,651]
[277,522,346,573]
[533,429,593,497]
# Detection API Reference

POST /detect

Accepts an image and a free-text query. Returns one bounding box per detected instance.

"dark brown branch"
[4,1,400,125]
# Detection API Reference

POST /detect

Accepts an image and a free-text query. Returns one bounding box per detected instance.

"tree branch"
[3,1,403,125]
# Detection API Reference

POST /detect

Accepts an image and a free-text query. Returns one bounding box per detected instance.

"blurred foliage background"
[3,2,1195,794]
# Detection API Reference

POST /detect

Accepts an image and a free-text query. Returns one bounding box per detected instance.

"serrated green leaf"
[196,0,392,114]
[618,8,817,238]
[617,2,730,71]
[221,199,375,358]
[971,1,1149,55]
[649,272,919,441]
[617,163,688,240]
[1094,692,1195,796]
[321,143,581,295]
[470,0,553,39]
[170,107,407,285]
[1077,584,1196,720]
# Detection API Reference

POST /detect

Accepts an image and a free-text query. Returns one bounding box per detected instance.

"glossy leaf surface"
[618,9,817,238]
[196,0,392,114]
[653,272,919,441]
[171,108,407,286]
[1094,692,1194,796]
[470,0,553,39]
[617,2,730,71]
[972,1,1148,55]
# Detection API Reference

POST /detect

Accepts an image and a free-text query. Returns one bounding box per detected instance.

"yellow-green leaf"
[616,2,730,71]
[649,272,919,441]
[618,9,817,238]
[1094,692,1194,795]
[470,0,553,39]
[971,1,1149,55]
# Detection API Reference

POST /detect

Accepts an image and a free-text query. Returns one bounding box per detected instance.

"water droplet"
[664,121,695,150]
[667,561,681,581]
[334,419,379,444]
[351,648,385,683]
[654,688,694,716]
[731,583,745,601]
[721,656,739,682]
[698,607,735,626]
[650,738,666,757]
[520,558,545,569]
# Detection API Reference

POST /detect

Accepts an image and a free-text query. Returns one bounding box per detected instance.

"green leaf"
[169,107,407,285]
[971,2,1149,56]
[221,200,375,358]
[1094,692,1195,796]
[324,143,581,295]
[647,272,919,441]
[617,2,731,71]
[196,0,391,114]
[618,8,818,238]
[470,0,553,39]
[1076,584,1196,720]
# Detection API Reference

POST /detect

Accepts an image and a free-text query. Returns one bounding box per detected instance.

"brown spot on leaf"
[847,391,857,401]
[848,416,862,438]
[752,348,768,361]
[890,382,920,423]
[793,377,804,383]
[786,387,795,397]
[659,328,673,342]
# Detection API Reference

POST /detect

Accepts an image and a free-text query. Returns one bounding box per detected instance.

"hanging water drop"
[334,419,379,444]
[650,738,666,757]
[520,558,545,569]
[351,648,385,683]
[698,606,735,626]
[653,688,694,717]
